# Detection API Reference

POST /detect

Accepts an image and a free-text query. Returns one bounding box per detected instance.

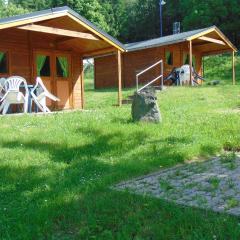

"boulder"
[131,87,162,123]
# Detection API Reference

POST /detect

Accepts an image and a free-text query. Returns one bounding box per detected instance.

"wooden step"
[122,99,133,104]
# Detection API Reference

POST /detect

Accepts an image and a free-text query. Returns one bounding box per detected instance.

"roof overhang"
[0,7,126,53]
[125,26,237,54]
[125,39,185,52]
[186,26,238,53]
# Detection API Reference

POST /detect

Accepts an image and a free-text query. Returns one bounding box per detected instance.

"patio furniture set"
[164,64,205,86]
[0,76,60,115]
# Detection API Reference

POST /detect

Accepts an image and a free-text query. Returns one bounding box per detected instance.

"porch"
[0,7,125,113]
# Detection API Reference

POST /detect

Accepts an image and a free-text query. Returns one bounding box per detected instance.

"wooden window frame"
[183,53,196,68]
[55,55,71,79]
[36,54,52,78]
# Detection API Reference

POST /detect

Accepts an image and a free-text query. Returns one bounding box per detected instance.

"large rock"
[131,87,161,123]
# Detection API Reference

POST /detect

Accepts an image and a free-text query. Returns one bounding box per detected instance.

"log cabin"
[0,7,237,109]
[0,6,125,109]
[94,26,237,90]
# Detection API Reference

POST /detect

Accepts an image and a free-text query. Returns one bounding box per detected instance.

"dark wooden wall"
[94,54,118,89]
[0,28,83,109]
[94,42,203,89]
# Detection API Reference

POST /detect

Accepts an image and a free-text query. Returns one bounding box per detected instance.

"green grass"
[208,177,220,190]
[204,53,240,84]
[1,62,240,239]
[226,198,239,209]
[159,180,174,191]
[220,151,237,170]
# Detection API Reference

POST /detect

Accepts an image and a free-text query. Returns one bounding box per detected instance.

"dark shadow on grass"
[0,125,227,238]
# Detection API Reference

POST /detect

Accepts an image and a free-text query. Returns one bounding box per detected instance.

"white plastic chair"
[179,65,190,85]
[0,76,29,115]
[0,78,6,99]
[31,77,60,113]
[179,65,197,86]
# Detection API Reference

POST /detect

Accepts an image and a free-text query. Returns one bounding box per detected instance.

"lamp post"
[159,0,166,37]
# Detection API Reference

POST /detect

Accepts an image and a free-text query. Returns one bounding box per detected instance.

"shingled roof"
[125,26,237,52]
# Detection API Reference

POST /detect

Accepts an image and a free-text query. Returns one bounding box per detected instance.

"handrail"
[136,59,163,92]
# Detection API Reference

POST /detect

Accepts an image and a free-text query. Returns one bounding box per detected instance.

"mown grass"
[1,57,240,239]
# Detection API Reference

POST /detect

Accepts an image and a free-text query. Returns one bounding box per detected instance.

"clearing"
[1,59,240,238]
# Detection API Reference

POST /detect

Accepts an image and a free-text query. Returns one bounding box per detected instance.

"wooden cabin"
[0,8,237,109]
[0,6,125,110]
[94,26,237,89]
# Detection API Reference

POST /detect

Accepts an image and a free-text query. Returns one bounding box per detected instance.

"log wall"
[94,42,203,88]
[0,29,83,109]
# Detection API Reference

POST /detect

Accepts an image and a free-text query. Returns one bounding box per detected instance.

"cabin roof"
[125,26,237,52]
[0,8,237,54]
[0,6,126,51]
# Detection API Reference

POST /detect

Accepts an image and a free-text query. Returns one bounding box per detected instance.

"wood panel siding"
[0,28,83,110]
[94,54,118,88]
[94,43,203,89]
[123,47,164,88]
[41,15,123,54]
[0,29,30,80]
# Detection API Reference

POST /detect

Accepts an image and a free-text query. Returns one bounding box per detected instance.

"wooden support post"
[202,56,205,78]
[27,32,33,84]
[189,40,193,86]
[201,55,204,85]
[232,51,236,85]
[81,57,85,109]
[117,50,122,106]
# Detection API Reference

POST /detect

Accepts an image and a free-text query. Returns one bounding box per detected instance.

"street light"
[159,0,166,37]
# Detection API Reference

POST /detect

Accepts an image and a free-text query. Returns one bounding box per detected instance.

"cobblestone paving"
[116,154,240,216]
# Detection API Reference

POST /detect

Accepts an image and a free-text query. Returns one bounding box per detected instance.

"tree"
[180,0,240,47]
[10,0,111,32]
[0,0,28,17]
[50,0,110,32]
[121,0,160,42]
[98,0,129,39]
[9,0,50,11]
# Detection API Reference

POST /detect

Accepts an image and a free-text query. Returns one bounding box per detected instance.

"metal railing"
[136,60,163,92]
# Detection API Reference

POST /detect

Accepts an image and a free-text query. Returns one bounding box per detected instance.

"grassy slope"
[1,56,240,239]
[204,53,240,84]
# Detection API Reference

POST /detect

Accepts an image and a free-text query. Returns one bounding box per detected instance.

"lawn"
[1,56,240,239]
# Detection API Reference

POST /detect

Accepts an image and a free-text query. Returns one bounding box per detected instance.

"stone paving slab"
[115,154,240,216]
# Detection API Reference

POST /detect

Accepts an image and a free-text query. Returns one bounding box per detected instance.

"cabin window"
[37,55,51,77]
[183,53,189,65]
[165,51,173,65]
[192,55,196,69]
[183,53,196,69]
[0,51,8,74]
[56,56,69,78]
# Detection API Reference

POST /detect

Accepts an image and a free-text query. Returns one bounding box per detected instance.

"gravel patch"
[115,154,240,216]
